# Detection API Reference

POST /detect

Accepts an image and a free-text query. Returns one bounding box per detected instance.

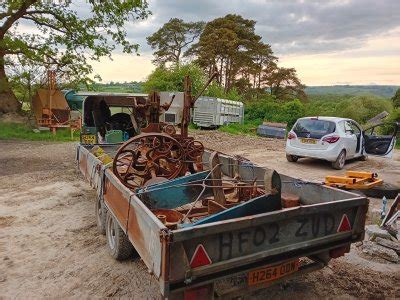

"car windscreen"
[293,119,336,139]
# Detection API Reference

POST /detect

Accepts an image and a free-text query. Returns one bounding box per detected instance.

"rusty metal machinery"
[113,133,185,189]
[113,73,217,189]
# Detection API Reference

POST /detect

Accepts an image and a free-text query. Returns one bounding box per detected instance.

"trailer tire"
[95,196,106,235]
[106,212,136,261]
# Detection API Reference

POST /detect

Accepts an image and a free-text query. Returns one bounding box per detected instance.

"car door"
[343,120,358,158]
[349,120,363,156]
[363,122,399,158]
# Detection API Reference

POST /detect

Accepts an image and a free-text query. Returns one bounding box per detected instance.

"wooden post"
[209,151,226,205]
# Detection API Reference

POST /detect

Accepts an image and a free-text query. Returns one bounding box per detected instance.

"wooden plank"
[208,200,227,215]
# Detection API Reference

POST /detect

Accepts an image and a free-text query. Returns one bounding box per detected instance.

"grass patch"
[0,122,80,142]
[218,120,261,135]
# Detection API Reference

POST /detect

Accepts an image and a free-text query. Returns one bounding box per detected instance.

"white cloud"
[7,0,400,84]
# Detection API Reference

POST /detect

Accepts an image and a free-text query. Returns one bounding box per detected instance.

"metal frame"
[325,171,383,190]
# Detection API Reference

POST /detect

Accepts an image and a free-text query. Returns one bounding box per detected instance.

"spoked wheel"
[183,139,205,173]
[113,133,185,189]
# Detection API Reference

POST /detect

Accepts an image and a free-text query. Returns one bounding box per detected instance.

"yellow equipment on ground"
[325,171,383,190]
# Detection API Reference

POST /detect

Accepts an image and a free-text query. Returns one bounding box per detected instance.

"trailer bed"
[76,143,368,298]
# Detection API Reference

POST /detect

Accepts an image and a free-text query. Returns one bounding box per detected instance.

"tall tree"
[191,14,262,92]
[246,42,276,92]
[147,18,204,66]
[0,0,150,113]
[265,67,306,101]
[392,88,400,108]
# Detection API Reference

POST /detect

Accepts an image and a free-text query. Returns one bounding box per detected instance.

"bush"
[334,94,393,124]
[219,119,261,135]
[392,89,400,108]
[244,97,305,128]
[142,63,206,95]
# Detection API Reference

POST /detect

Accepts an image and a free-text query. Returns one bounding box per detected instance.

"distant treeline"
[86,81,399,99]
[83,81,143,93]
[305,85,399,98]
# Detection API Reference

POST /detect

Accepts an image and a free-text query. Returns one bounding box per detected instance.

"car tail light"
[287,132,296,140]
[322,136,340,143]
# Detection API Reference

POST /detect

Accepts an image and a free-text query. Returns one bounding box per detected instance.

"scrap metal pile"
[111,74,299,229]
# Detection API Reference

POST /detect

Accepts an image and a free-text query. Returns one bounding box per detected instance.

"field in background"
[305,85,399,98]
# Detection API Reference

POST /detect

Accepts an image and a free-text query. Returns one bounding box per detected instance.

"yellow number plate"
[300,138,317,144]
[248,259,299,286]
[81,134,97,144]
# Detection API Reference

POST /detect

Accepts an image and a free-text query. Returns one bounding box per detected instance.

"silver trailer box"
[193,96,244,128]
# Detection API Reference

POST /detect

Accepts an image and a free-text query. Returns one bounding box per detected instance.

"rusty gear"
[113,133,185,189]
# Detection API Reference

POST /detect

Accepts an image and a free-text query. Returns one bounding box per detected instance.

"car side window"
[338,121,346,132]
[349,121,361,134]
[344,121,353,133]
[344,121,360,134]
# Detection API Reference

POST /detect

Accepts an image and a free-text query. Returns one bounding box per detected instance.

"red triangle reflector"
[337,214,351,232]
[190,244,212,268]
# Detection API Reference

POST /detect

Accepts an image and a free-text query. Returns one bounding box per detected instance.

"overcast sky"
[25,0,400,85]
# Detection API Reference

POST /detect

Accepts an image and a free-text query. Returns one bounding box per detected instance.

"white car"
[285,117,398,169]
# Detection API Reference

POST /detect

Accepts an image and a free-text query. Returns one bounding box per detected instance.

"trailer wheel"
[106,212,136,261]
[95,196,106,235]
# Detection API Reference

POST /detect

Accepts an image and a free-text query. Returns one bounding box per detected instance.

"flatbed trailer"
[76,143,368,299]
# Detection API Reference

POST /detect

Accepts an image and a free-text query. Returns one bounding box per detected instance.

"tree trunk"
[0,55,21,113]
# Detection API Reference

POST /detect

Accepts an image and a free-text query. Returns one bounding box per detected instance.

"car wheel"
[286,154,299,162]
[106,212,137,261]
[332,150,346,170]
[95,196,106,235]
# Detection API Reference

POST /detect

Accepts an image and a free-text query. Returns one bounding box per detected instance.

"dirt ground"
[1,131,399,298]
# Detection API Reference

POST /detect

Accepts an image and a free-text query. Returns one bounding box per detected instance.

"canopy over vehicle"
[78,92,148,143]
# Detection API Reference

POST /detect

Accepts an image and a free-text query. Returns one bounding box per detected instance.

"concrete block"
[365,225,392,240]
[361,241,399,263]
